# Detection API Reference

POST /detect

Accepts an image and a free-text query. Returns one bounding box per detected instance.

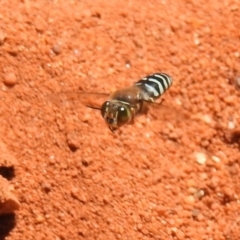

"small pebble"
[136,223,143,231]
[155,205,167,216]
[3,72,17,86]
[236,76,240,88]
[125,62,131,68]
[81,9,92,18]
[34,17,47,32]
[194,189,205,199]
[41,182,52,193]
[52,44,62,55]
[171,227,178,235]
[81,158,91,167]
[227,121,235,129]
[224,95,235,104]
[35,214,44,224]
[199,172,208,180]
[186,179,196,188]
[211,155,220,163]
[70,187,79,198]
[82,113,91,123]
[66,133,80,152]
[195,152,207,165]
[192,208,200,217]
[174,98,182,106]
[183,195,195,205]
[71,169,78,178]
[0,31,6,45]
[196,213,204,221]
[7,47,19,56]
[107,67,115,75]
[201,114,212,124]
[188,187,197,194]
[176,229,185,239]
[201,140,210,148]
[49,155,55,164]
[194,38,200,45]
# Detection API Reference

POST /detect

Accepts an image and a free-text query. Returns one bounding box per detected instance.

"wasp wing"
[48,92,110,109]
[144,97,216,132]
[141,99,190,141]
[143,98,192,125]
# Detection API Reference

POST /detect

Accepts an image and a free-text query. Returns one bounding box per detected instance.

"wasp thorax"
[101,101,132,131]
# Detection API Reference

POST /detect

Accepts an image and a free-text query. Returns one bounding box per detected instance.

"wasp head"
[101,101,132,132]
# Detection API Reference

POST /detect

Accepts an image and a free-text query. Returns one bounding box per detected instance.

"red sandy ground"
[0,0,240,239]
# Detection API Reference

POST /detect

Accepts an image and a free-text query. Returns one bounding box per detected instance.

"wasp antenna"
[109,126,115,133]
[86,105,102,111]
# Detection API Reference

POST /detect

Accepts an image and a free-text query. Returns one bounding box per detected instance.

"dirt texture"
[0,0,240,239]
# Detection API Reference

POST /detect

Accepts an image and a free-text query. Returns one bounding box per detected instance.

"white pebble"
[211,156,220,163]
[201,114,212,124]
[125,63,131,68]
[228,120,235,129]
[191,114,212,125]
[195,152,207,165]
[193,33,200,45]
[174,98,182,106]
[194,38,200,45]
[234,52,240,58]
[145,133,151,138]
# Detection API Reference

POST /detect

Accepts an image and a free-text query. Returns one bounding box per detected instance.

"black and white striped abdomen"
[134,73,173,100]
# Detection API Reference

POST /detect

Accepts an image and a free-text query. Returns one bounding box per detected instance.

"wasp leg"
[109,126,116,133]
[159,98,165,105]
[141,102,149,115]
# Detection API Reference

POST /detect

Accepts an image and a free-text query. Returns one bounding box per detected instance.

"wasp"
[52,73,173,132]
[86,73,172,132]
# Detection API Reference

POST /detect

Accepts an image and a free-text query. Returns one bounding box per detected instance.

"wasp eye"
[101,101,109,117]
[117,106,130,126]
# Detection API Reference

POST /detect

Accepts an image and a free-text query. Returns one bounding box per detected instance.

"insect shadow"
[0,214,16,240]
[0,167,15,181]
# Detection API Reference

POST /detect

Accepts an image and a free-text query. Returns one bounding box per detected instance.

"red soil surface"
[0,0,240,239]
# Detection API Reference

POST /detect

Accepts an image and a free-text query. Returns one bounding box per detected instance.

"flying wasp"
[52,73,173,132]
